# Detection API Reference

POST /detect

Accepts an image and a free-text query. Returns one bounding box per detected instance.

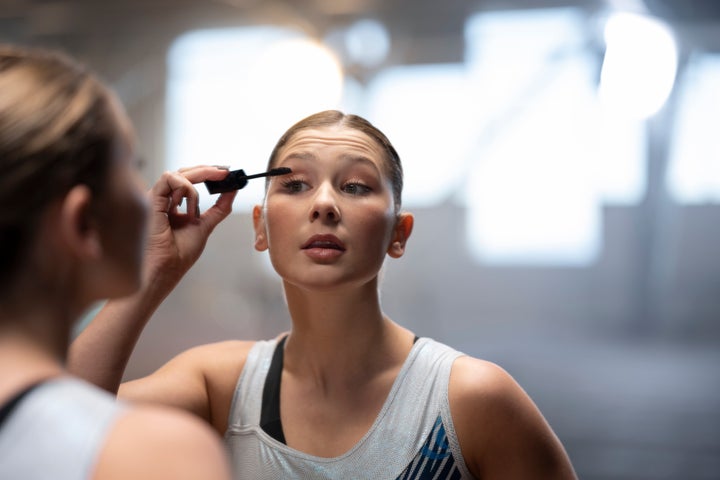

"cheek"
[129,191,149,250]
[106,180,149,267]
[353,206,396,248]
[263,200,298,240]
[118,177,149,238]
[262,210,297,276]
[262,220,287,258]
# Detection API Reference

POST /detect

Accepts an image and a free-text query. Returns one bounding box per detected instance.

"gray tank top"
[0,377,125,479]
[224,337,477,479]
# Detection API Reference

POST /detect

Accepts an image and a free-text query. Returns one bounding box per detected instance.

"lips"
[301,234,346,251]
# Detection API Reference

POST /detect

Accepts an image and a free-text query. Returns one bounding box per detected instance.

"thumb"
[200,190,237,234]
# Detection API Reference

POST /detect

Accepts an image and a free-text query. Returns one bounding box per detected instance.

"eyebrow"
[280,152,383,175]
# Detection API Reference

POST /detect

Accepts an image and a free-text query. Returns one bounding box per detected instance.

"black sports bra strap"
[259,335,418,444]
[260,336,287,444]
[0,382,42,429]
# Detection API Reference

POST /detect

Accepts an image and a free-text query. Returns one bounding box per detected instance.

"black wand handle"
[205,167,292,194]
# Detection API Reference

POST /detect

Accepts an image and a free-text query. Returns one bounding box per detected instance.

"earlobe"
[252,204,268,251]
[388,212,414,259]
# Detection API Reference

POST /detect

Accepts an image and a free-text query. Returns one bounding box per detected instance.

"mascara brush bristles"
[242,167,292,180]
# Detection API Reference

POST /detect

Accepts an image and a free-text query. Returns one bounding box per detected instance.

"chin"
[288,273,376,293]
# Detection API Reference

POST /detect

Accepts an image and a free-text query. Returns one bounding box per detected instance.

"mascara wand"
[205,167,292,194]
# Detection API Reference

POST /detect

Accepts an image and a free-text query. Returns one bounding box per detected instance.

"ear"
[387,212,414,259]
[252,204,268,251]
[58,184,103,260]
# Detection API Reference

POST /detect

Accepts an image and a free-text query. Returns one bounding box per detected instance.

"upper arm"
[448,356,577,480]
[118,340,253,432]
[92,405,232,480]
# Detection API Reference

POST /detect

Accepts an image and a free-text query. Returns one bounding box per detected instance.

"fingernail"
[213,165,230,170]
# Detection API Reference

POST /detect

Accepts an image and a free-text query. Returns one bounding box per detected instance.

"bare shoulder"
[449,356,532,412]
[119,340,257,433]
[449,356,577,480]
[163,339,256,369]
[182,340,256,388]
[93,404,231,480]
[194,340,257,432]
[449,355,511,394]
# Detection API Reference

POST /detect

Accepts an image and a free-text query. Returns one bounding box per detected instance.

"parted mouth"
[301,234,346,251]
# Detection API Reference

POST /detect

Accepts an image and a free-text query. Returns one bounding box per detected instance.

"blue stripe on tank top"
[395,416,462,480]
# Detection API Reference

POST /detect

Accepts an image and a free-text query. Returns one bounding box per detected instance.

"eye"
[281,177,309,193]
[342,182,372,195]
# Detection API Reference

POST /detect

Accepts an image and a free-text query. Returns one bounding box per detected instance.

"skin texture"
[70,118,577,479]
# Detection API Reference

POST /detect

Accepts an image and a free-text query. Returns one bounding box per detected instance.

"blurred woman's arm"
[68,166,236,393]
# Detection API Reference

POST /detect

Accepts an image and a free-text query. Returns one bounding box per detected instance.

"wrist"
[142,259,187,297]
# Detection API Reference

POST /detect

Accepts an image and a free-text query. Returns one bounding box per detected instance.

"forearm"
[67,276,176,393]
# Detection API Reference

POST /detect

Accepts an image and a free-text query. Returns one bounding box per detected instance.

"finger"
[150,171,198,213]
[151,170,193,198]
[170,186,190,214]
[178,164,229,174]
[214,190,237,216]
[177,165,231,184]
[200,190,237,232]
[184,187,201,219]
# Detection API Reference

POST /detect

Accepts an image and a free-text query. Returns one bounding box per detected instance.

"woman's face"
[254,125,411,291]
[95,113,149,297]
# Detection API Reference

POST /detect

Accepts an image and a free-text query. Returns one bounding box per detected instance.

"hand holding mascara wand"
[204,167,292,194]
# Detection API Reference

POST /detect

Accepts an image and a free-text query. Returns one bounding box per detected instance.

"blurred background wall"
[2,0,719,478]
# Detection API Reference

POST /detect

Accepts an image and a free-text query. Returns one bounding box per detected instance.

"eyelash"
[280,176,306,193]
[279,177,372,195]
[342,181,372,195]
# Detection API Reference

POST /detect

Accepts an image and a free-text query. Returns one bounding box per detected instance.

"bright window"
[462,9,647,264]
[166,26,349,210]
[165,8,670,266]
[365,8,646,265]
[668,53,720,203]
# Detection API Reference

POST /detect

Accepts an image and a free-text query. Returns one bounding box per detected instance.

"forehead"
[277,126,387,167]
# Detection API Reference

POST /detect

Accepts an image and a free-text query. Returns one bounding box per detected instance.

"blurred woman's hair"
[0,44,121,290]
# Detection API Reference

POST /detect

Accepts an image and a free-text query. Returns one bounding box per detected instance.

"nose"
[310,183,341,223]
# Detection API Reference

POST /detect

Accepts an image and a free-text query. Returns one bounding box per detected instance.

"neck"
[0,261,87,364]
[0,292,81,376]
[282,280,414,385]
[284,279,385,337]
[0,323,67,401]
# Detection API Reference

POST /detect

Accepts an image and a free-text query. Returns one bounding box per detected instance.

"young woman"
[0,44,232,479]
[70,110,577,479]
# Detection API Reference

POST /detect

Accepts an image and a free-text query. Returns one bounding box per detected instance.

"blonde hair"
[0,44,120,288]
